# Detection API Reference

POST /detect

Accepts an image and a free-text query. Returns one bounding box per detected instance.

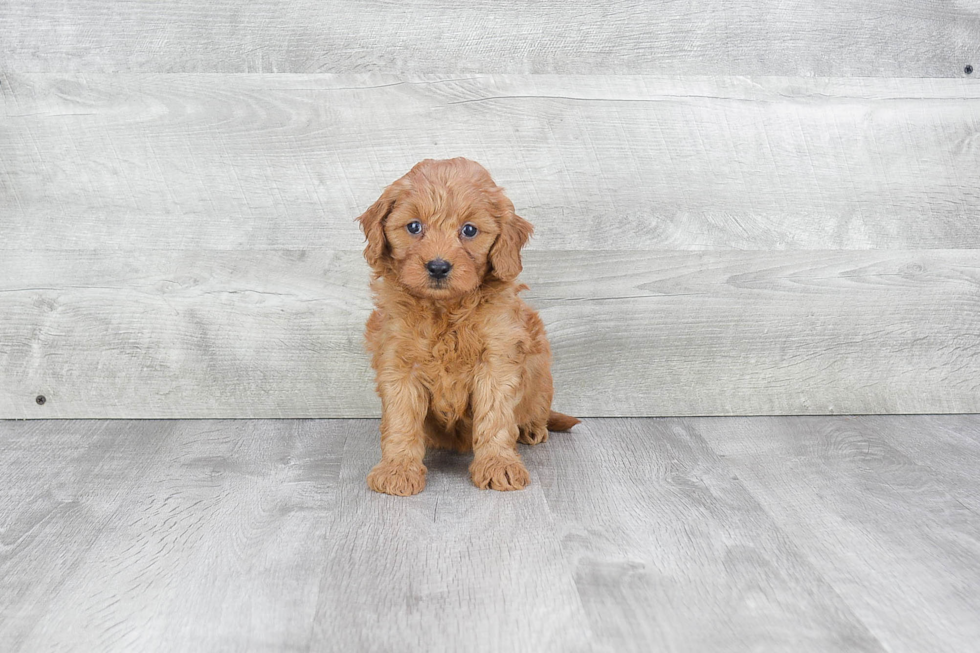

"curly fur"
[357,157,579,496]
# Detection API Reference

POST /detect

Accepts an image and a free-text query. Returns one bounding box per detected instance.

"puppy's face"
[382,188,496,299]
[357,158,532,299]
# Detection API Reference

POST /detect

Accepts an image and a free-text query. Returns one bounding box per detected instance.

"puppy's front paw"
[367,460,427,496]
[518,424,549,445]
[470,455,530,491]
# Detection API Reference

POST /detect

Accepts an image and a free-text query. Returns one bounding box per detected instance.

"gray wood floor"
[2,416,979,652]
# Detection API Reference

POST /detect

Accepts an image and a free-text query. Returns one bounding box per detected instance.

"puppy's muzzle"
[426,258,452,280]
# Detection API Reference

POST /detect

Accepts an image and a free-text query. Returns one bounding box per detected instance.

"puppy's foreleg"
[367,369,429,496]
[470,360,530,491]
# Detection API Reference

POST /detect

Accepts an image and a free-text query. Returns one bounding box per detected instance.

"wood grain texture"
[523,418,882,652]
[4,74,980,251]
[5,416,980,651]
[2,249,977,418]
[697,416,980,653]
[311,421,592,653]
[0,421,176,650]
[857,415,980,512]
[1,1,978,76]
[0,419,343,652]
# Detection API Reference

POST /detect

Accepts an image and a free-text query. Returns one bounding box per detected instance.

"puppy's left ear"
[488,190,533,282]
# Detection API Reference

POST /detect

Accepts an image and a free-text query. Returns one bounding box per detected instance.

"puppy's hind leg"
[516,353,555,445]
[518,418,549,445]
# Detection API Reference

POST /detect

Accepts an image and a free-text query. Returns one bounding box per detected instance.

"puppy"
[357,157,579,496]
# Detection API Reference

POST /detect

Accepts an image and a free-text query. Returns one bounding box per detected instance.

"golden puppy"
[357,157,579,496]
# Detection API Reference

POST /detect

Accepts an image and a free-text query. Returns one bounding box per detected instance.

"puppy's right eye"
[406,221,423,235]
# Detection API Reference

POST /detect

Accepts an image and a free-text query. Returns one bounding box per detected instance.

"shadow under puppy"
[357,157,579,496]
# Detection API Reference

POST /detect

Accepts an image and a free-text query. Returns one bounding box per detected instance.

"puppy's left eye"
[460,223,478,238]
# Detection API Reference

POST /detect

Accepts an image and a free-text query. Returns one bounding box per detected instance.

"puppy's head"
[357,158,532,299]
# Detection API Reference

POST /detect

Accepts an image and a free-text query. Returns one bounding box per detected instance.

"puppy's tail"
[547,411,581,432]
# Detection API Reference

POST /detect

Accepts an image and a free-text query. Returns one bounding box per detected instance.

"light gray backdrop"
[1,2,979,418]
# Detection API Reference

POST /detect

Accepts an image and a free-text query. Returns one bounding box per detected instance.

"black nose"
[426,258,452,280]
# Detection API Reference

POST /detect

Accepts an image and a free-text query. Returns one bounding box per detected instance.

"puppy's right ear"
[356,182,402,272]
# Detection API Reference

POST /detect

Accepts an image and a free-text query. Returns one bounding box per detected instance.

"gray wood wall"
[1,2,979,418]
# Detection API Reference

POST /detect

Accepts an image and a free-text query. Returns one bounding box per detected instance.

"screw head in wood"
[966,65,974,75]
[36,395,46,405]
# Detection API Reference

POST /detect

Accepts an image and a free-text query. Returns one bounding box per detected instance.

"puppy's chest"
[409,324,482,417]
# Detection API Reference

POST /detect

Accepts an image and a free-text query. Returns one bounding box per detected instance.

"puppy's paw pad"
[367,461,427,496]
[470,456,530,491]
[518,424,549,445]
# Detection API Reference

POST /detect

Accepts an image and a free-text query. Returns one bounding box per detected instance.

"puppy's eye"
[406,221,423,235]
[460,223,478,238]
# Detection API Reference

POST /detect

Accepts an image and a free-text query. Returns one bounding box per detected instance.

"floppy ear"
[488,191,533,282]
[356,183,401,272]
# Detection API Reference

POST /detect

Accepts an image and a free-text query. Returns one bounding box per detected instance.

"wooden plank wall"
[1,3,978,418]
